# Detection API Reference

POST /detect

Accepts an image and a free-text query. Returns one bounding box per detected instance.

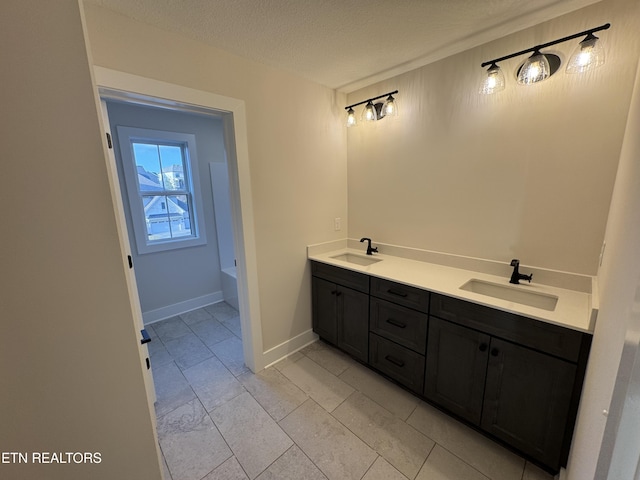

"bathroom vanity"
[308,244,594,474]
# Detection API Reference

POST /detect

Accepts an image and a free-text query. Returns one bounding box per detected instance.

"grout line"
[358,454,381,480]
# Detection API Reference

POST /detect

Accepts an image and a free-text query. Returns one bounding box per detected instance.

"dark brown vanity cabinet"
[428,293,591,472]
[311,262,369,362]
[310,261,591,473]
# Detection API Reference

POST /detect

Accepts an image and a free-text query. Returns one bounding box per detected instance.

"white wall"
[105,100,225,316]
[347,0,640,276]
[0,1,161,479]
[82,3,348,352]
[566,58,640,480]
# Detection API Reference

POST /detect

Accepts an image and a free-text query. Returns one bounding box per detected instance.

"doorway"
[95,67,264,375]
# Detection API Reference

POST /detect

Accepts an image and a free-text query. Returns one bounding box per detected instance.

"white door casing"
[94,67,264,373]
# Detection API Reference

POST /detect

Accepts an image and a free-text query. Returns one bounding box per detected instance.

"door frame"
[94,66,264,373]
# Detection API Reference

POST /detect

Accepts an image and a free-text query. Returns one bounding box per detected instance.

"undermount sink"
[460,279,558,312]
[330,253,382,266]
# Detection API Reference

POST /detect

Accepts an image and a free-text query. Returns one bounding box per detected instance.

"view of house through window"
[117,126,207,254]
[132,142,193,241]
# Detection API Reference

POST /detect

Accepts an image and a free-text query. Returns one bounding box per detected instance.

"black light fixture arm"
[480,23,610,68]
[345,90,399,110]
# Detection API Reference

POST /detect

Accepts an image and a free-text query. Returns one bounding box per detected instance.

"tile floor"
[147,302,555,480]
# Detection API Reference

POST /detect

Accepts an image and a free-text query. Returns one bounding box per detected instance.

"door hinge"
[128,255,133,269]
[106,132,113,149]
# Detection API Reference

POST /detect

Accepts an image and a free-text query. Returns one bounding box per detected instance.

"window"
[117,127,207,254]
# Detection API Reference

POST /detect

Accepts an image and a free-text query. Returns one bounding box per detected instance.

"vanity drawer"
[369,333,425,394]
[371,277,429,312]
[311,261,369,294]
[370,297,428,354]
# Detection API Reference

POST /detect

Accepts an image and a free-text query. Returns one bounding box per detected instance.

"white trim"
[262,329,319,369]
[116,126,208,254]
[143,292,224,324]
[94,67,265,372]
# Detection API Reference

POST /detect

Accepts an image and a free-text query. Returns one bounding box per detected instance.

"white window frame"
[117,126,207,254]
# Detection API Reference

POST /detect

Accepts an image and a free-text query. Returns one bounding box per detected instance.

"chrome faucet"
[509,259,533,284]
[360,237,378,256]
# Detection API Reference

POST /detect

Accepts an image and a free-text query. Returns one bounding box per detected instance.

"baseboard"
[262,329,319,369]
[143,291,224,324]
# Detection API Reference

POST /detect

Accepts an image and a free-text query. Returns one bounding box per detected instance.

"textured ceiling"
[85,0,602,92]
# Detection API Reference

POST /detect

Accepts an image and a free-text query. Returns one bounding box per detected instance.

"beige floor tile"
[523,461,555,480]
[182,356,245,412]
[164,333,214,369]
[255,445,327,480]
[180,308,214,325]
[153,316,192,342]
[237,367,308,421]
[158,398,232,480]
[202,456,249,480]
[211,392,293,479]
[189,317,235,348]
[279,355,354,412]
[205,302,239,323]
[407,402,524,480]
[153,361,196,418]
[416,445,490,480]
[272,351,304,372]
[211,336,249,376]
[279,399,377,480]
[301,341,356,376]
[339,361,420,420]
[332,392,434,479]
[362,457,409,480]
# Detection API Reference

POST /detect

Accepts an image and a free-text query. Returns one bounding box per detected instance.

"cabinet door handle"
[386,318,407,329]
[331,290,337,295]
[479,343,488,352]
[387,288,408,298]
[491,348,500,357]
[384,355,405,367]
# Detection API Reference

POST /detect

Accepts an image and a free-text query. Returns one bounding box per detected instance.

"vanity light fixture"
[345,90,399,127]
[480,23,610,94]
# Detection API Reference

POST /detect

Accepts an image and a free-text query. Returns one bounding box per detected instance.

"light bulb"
[362,101,377,123]
[567,33,605,74]
[381,95,398,118]
[346,108,357,127]
[479,63,505,94]
[517,51,551,85]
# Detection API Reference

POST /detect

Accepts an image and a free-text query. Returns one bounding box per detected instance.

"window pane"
[132,143,163,192]
[167,195,193,238]
[159,145,186,191]
[143,195,171,241]
[142,195,193,241]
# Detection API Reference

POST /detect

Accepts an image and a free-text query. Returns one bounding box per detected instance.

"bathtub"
[221,266,239,310]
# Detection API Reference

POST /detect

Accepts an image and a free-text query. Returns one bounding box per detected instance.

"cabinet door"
[312,277,337,344]
[481,338,576,470]
[425,317,490,424]
[337,286,369,362]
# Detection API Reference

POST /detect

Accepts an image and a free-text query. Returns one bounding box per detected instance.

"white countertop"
[308,247,595,333]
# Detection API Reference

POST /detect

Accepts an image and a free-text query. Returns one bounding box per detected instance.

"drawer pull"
[386,318,407,329]
[384,355,405,367]
[387,288,409,298]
